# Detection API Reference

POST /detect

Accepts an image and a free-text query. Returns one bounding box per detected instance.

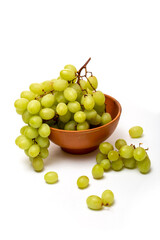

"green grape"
[16,108,25,115]
[68,101,81,113]
[44,171,58,184]
[111,158,123,171]
[108,150,119,162]
[14,98,29,111]
[15,135,33,150]
[80,95,85,105]
[101,113,112,125]
[59,110,71,123]
[119,145,134,159]
[86,195,102,210]
[38,123,51,138]
[69,83,82,97]
[29,83,43,94]
[74,111,86,123]
[27,100,41,114]
[86,76,98,90]
[28,144,40,158]
[64,120,77,130]
[96,152,107,164]
[83,95,95,110]
[77,121,89,130]
[99,142,114,155]
[32,156,44,172]
[133,147,146,161]
[35,136,50,148]
[39,108,55,120]
[51,104,57,112]
[94,103,105,116]
[80,79,87,90]
[22,110,33,124]
[123,157,136,169]
[54,92,67,104]
[89,114,101,126]
[84,109,97,121]
[64,64,77,73]
[53,79,68,91]
[24,126,39,139]
[20,126,28,135]
[92,164,104,179]
[101,190,114,206]
[86,88,93,95]
[39,148,49,159]
[129,126,143,138]
[20,91,36,101]
[24,149,30,157]
[64,87,77,101]
[93,91,105,106]
[137,155,151,173]
[60,69,75,81]
[56,103,68,116]
[29,115,42,128]
[77,176,89,189]
[100,159,111,171]
[115,139,127,150]
[41,80,54,92]
[41,93,55,107]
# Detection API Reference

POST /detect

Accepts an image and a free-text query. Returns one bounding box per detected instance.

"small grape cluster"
[93,138,151,176]
[14,58,112,172]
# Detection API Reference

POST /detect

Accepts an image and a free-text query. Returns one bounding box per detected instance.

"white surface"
[0,0,160,239]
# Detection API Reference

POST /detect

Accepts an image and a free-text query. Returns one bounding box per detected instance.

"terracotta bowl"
[49,94,122,154]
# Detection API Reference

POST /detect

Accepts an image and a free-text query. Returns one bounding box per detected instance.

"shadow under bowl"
[49,94,122,154]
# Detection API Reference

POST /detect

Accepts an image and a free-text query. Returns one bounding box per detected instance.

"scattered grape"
[92,164,104,179]
[44,171,58,184]
[115,139,127,150]
[101,190,114,206]
[86,195,103,210]
[129,126,143,138]
[77,176,89,189]
[32,156,44,172]
[137,155,151,173]
[119,145,134,159]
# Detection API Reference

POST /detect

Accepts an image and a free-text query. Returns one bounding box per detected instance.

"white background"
[0,0,160,239]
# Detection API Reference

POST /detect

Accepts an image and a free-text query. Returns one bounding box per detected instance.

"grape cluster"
[14,61,112,172]
[94,139,151,175]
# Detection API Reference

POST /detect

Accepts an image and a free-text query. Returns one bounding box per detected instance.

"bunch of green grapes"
[94,139,151,175]
[14,62,112,172]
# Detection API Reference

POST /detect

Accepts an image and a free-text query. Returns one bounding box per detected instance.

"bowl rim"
[50,94,122,134]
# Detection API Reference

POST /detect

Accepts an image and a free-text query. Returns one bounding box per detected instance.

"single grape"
[96,152,107,164]
[41,93,55,107]
[111,158,123,171]
[29,115,42,128]
[14,98,29,111]
[80,79,88,90]
[24,126,39,139]
[94,103,105,116]
[56,103,68,116]
[83,95,95,111]
[16,108,25,115]
[86,76,98,90]
[35,136,50,148]
[64,64,77,73]
[100,159,111,171]
[22,110,33,124]
[53,79,68,91]
[74,111,86,123]
[86,195,103,210]
[92,164,104,179]
[77,176,89,189]
[64,87,77,102]
[115,139,127,150]
[39,148,49,159]
[41,80,54,92]
[32,156,44,172]
[77,121,89,130]
[38,123,51,138]
[84,109,97,121]
[44,171,58,184]
[93,91,105,106]
[64,120,77,130]
[133,147,147,161]
[27,100,41,114]
[101,190,114,206]
[15,135,33,150]
[99,142,114,155]
[68,101,81,113]
[28,144,40,158]
[108,150,119,162]
[39,108,55,120]
[123,157,136,169]
[20,91,36,101]
[29,83,43,94]
[137,155,151,174]
[89,114,102,126]
[20,126,28,135]
[101,113,112,125]
[54,92,67,104]
[119,145,134,159]
[60,69,75,81]
[129,126,143,138]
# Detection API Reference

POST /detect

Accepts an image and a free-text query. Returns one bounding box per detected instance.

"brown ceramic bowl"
[49,94,122,154]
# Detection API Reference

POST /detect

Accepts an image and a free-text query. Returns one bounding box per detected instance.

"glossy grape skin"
[20,126,28,135]
[94,103,105,116]
[84,109,97,121]
[60,69,75,81]
[29,115,42,128]
[77,121,89,130]
[89,114,101,126]
[56,103,68,116]
[64,64,77,73]
[53,79,68,91]
[83,95,95,111]
[101,113,112,125]
[41,94,55,107]
[115,139,127,150]
[119,145,134,159]
[32,156,44,172]
[133,147,146,161]
[24,126,39,139]
[86,195,103,210]
[15,135,33,150]
[101,190,114,206]
[29,83,43,94]
[64,87,77,101]
[14,98,29,111]
[77,176,89,189]
[87,76,98,90]
[39,108,55,120]
[28,144,40,158]
[123,157,136,169]
[27,100,41,114]
[137,155,151,173]
[80,79,88,90]
[129,126,143,138]
[38,123,51,138]
[93,91,105,106]
[68,101,81,113]
[111,158,123,171]
[39,147,49,159]
[96,152,107,164]
[69,83,82,97]
[44,171,58,184]
[41,80,54,92]
[108,150,119,162]
[100,159,111,171]
[22,110,33,124]
[54,92,67,104]
[35,136,50,148]
[20,91,36,101]
[74,111,86,123]
[64,121,77,130]
[92,164,104,179]
[99,142,114,155]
